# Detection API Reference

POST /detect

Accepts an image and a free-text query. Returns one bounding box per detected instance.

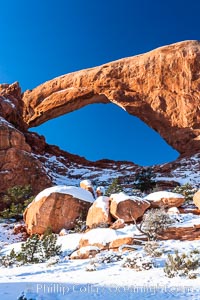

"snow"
[144,191,184,201]
[2,97,16,108]
[81,227,134,245]
[80,179,93,187]
[167,207,180,214]
[34,186,95,203]
[0,117,15,129]
[110,192,148,204]
[94,196,110,214]
[172,213,200,228]
[1,218,200,299]
[78,245,100,254]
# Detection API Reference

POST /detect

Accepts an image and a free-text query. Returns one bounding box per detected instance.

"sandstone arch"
[22,40,200,156]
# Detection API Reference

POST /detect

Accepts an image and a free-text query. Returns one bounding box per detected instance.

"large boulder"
[86,196,112,228]
[144,191,185,208]
[23,185,94,235]
[193,190,200,209]
[110,192,150,222]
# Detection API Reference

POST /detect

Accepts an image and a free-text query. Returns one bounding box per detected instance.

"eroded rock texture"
[23,40,200,156]
[0,41,199,197]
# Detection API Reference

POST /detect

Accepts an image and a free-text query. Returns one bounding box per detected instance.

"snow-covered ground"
[33,152,200,195]
[1,213,200,300]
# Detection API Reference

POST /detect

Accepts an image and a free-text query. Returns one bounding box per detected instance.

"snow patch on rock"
[111,192,148,204]
[144,191,184,201]
[34,185,95,203]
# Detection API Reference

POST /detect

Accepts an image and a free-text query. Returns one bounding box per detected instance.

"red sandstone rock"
[110,218,125,229]
[86,196,112,228]
[23,186,93,235]
[23,41,200,156]
[0,41,200,199]
[193,190,200,209]
[110,192,150,222]
[0,124,51,199]
[13,223,27,235]
[144,191,185,208]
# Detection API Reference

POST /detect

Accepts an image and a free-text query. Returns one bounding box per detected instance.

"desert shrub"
[0,185,34,219]
[17,234,44,264]
[85,259,98,272]
[46,256,60,267]
[41,232,62,260]
[85,251,123,271]
[144,241,163,257]
[164,249,200,278]
[133,167,156,193]
[17,291,37,300]
[0,233,62,266]
[122,252,154,271]
[70,214,86,233]
[134,208,174,241]
[0,249,17,267]
[132,188,145,198]
[96,251,123,264]
[105,178,123,196]
[172,184,198,203]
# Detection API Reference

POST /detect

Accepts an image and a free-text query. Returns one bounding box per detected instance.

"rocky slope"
[0,41,200,197]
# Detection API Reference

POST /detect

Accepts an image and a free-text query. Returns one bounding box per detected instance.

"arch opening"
[29,103,179,166]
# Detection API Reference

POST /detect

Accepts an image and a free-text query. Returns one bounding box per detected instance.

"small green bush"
[164,249,200,278]
[122,253,154,271]
[133,167,156,193]
[0,185,34,219]
[105,178,123,196]
[0,233,62,267]
[144,241,163,257]
[172,184,198,203]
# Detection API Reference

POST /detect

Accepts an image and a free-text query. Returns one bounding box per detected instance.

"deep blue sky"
[0,0,199,166]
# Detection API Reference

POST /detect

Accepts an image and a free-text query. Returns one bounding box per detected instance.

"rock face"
[86,196,112,228]
[193,190,200,209]
[0,41,200,198]
[0,84,52,195]
[110,192,150,222]
[24,186,94,234]
[23,40,200,156]
[144,191,185,208]
[0,118,51,195]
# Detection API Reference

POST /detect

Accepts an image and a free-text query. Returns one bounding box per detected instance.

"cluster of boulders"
[24,180,187,234]
[22,182,200,259]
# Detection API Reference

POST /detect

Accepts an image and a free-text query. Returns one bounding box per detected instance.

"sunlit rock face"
[0,41,200,197]
[23,40,200,156]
